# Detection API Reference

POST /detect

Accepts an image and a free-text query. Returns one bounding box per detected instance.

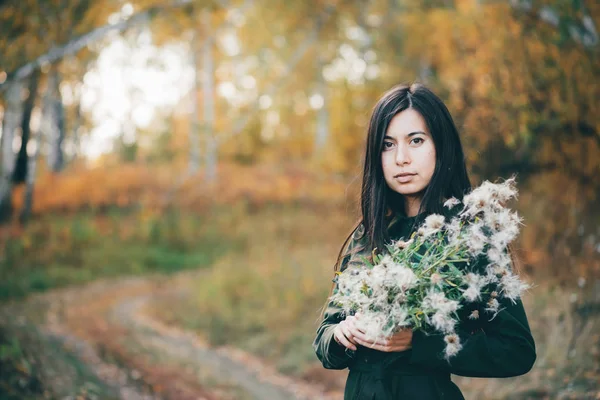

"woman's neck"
[404,196,422,217]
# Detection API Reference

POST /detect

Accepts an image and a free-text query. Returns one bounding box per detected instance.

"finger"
[344,317,357,332]
[345,316,355,328]
[354,336,384,351]
[394,328,412,337]
[346,313,361,325]
[341,324,358,345]
[346,317,366,334]
[351,330,385,346]
[389,330,412,344]
[346,323,366,340]
[335,330,357,350]
[354,337,395,352]
[350,329,370,343]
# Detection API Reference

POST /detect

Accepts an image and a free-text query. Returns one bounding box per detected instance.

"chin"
[389,184,424,197]
[396,190,422,197]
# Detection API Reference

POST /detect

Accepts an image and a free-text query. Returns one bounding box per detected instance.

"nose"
[395,144,410,165]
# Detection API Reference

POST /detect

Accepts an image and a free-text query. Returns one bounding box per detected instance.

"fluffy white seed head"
[463,286,482,302]
[466,223,487,255]
[500,273,531,304]
[432,311,457,333]
[444,334,462,359]
[423,290,460,315]
[444,197,461,209]
[422,214,445,237]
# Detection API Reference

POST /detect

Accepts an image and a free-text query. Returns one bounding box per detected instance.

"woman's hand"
[346,314,414,353]
[333,317,359,351]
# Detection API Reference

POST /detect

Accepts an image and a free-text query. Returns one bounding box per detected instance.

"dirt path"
[0,273,341,400]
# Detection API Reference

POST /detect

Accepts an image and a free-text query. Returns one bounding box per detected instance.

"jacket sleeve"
[313,224,367,370]
[408,287,537,377]
[313,300,355,369]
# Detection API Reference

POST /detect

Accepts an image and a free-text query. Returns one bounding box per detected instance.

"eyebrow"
[384,131,427,140]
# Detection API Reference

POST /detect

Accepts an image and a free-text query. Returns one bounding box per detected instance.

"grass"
[0,322,120,400]
[0,206,245,301]
[0,200,353,396]
[147,203,356,377]
[1,196,597,398]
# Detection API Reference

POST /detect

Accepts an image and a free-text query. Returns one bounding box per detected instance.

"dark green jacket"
[313,212,537,400]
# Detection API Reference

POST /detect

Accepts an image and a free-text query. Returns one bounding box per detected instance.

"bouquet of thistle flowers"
[330,177,532,360]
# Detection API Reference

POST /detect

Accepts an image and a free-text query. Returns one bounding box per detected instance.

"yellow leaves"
[10,161,351,217]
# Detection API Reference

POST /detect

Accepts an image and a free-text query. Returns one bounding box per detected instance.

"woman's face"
[381,108,436,199]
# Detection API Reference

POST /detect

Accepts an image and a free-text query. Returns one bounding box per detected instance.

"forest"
[0,0,598,398]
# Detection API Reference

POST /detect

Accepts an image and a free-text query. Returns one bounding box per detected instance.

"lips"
[394,173,416,183]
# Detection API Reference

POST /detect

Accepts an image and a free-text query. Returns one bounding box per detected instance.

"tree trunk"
[12,70,40,184]
[202,9,217,183]
[69,101,82,162]
[188,29,201,175]
[19,115,43,224]
[0,81,23,224]
[45,65,65,173]
[314,53,329,154]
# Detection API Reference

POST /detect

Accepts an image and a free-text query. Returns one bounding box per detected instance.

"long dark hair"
[335,83,472,274]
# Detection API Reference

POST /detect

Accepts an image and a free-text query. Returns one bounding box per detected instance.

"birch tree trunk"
[19,114,43,224]
[0,81,23,223]
[45,65,65,173]
[69,101,82,163]
[188,29,201,175]
[202,9,217,183]
[314,52,329,154]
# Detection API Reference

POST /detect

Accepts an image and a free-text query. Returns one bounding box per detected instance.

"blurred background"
[0,0,598,399]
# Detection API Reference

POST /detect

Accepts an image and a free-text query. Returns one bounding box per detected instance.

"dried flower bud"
[491,291,498,298]
[468,310,479,320]
[395,239,413,249]
[430,273,442,285]
[444,334,459,344]
[486,298,500,312]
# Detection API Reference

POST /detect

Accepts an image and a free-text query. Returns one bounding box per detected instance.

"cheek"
[428,151,437,173]
[424,146,436,174]
[381,154,394,175]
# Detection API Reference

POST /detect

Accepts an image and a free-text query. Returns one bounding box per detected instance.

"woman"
[313,83,536,399]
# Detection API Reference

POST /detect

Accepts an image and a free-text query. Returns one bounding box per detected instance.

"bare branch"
[0,0,194,92]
